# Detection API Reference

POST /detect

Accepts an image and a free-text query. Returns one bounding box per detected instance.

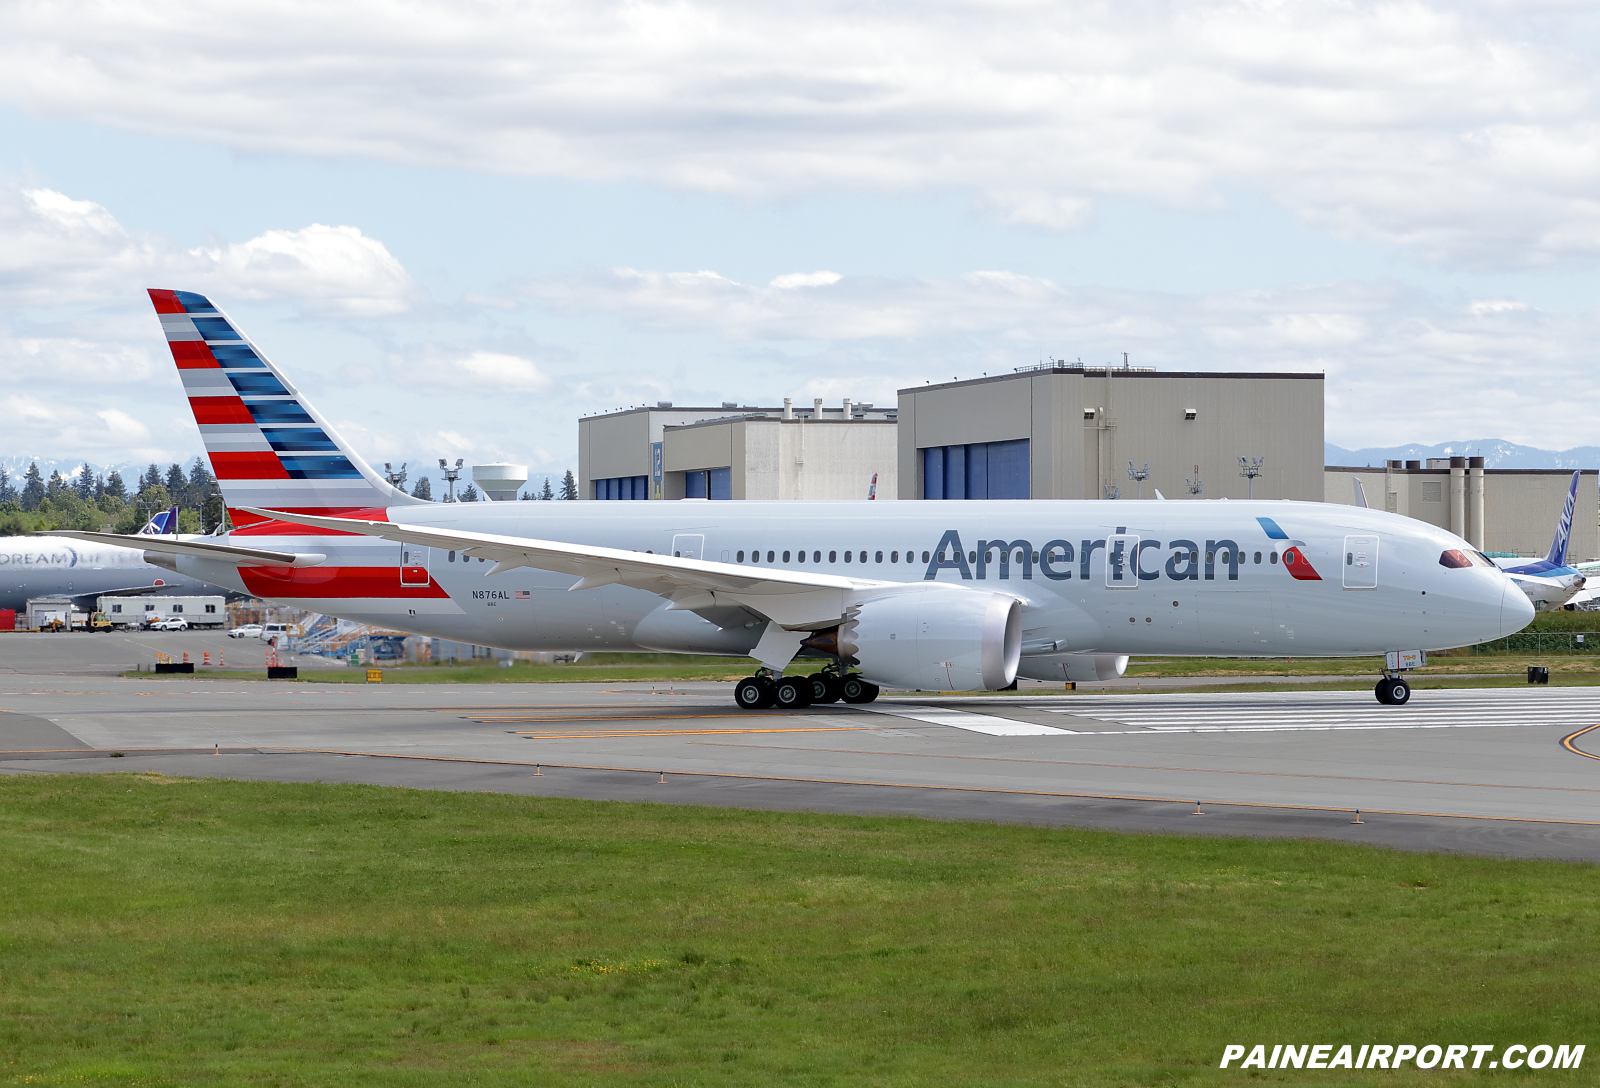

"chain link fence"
[1466,633,1600,656]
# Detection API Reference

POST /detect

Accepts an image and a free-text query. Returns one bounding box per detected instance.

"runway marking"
[232,747,1600,826]
[473,712,792,723]
[858,704,1075,736]
[684,743,1600,794]
[1561,723,1600,761]
[511,726,870,739]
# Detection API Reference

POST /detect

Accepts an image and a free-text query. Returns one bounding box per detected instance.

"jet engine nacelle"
[1015,651,1128,683]
[840,586,1021,692]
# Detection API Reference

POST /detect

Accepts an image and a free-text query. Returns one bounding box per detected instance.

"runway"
[2,673,1598,861]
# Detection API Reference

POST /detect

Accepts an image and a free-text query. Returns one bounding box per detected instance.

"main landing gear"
[1374,675,1411,705]
[733,669,880,710]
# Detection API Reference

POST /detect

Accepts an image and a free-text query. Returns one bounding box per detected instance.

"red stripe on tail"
[189,396,255,425]
[169,341,219,369]
[148,289,184,314]
[210,452,289,480]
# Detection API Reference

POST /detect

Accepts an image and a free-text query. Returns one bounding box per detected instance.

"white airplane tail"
[148,289,423,528]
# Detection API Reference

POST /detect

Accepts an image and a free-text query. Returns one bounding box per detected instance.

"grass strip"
[0,776,1594,1086]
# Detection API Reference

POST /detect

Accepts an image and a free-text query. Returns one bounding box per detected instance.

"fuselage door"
[1105,534,1140,589]
[671,534,705,561]
[1342,535,1378,589]
[401,546,430,587]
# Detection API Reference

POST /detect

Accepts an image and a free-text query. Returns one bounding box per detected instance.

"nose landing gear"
[1374,675,1411,705]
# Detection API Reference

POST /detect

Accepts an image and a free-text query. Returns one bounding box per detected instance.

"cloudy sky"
[6,0,1600,487]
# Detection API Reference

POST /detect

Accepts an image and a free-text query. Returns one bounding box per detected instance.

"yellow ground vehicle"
[88,612,114,632]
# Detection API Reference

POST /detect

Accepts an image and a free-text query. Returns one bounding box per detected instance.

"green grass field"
[0,776,1594,1086]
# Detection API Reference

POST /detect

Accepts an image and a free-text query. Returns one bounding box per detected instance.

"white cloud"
[0,187,422,314]
[770,271,843,289]
[450,351,551,392]
[4,2,1600,267]
[520,263,1600,449]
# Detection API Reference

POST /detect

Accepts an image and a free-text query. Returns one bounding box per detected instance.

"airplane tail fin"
[147,289,424,530]
[137,505,180,535]
[1545,470,1581,566]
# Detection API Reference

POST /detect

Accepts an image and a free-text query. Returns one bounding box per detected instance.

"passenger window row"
[736,549,934,565]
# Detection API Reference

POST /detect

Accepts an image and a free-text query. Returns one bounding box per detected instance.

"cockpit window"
[1439,549,1473,568]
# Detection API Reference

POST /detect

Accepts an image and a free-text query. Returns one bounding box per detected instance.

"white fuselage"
[172,499,1532,665]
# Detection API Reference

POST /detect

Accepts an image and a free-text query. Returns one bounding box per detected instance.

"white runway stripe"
[859,704,1076,735]
[1045,688,1600,734]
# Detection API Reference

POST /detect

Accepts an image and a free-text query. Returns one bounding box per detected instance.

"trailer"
[99,595,227,629]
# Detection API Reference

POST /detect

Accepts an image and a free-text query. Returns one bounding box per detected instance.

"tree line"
[0,459,584,534]
[0,459,224,535]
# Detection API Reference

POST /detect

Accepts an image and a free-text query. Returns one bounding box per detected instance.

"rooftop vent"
[657,401,672,408]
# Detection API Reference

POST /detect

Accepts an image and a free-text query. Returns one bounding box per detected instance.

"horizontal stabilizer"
[43,531,326,568]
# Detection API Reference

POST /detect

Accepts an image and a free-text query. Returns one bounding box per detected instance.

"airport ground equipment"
[100,594,225,629]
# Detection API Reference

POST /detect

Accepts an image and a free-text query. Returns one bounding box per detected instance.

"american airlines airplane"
[1,505,237,612]
[53,290,1535,708]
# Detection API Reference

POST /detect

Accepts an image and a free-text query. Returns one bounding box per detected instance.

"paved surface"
[0,630,345,675]
[2,672,1598,861]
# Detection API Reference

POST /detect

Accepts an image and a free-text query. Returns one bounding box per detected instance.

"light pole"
[383,462,407,491]
[1238,456,1265,499]
[1186,464,1203,497]
[1102,483,1121,500]
[1127,460,1150,500]
[438,458,463,503]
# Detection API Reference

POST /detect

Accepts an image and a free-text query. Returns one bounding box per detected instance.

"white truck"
[100,595,227,630]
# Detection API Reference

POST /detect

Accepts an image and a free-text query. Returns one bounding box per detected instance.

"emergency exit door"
[671,534,705,561]
[401,546,430,586]
[1343,535,1378,589]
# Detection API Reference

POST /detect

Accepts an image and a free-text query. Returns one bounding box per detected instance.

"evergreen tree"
[540,476,554,501]
[46,470,67,502]
[559,469,578,500]
[410,476,433,500]
[164,462,188,501]
[139,464,162,493]
[21,463,45,511]
[75,463,95,499]
[187,456,215,510]
[0,466,12,504]
[460,483,480,502]
[202,487,226,533]
[105,470,128,501]
[93,473,105,501]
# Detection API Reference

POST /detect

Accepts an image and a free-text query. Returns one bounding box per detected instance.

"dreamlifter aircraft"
[54,290,1534,708]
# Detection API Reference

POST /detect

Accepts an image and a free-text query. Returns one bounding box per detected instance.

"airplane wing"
[42,531,326,568]
[236,506,909,634]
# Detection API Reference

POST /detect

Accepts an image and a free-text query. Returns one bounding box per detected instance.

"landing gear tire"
[807,673,843,704]
[1375,677,1411,705]
[735,676,774,710]
[773,676,813,710]
[840,677,880,704]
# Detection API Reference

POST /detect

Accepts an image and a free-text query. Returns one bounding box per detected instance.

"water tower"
[471,463,528,501]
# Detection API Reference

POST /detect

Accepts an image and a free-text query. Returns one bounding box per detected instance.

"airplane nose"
[1502,578,1536,635]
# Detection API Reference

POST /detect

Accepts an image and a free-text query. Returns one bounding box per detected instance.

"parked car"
[260,623,288,641]
[155,616,190,631]
[228,623,264,639]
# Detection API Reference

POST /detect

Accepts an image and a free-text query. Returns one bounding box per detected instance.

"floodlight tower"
[383,462,407,490]
[1127,460,1150,500]
[1238,455,1265,499]
[1102,483,1121,500]
[438,458,464,503]
[1186,464,1203,497]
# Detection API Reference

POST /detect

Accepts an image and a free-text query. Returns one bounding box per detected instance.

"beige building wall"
[656,418,898,501]
[1325,463,1599,560]
[898,366,1324,501]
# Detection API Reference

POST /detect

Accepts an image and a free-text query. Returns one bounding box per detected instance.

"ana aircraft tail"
[1546,470,1581,566]
[137,505,180,535]
[147,289,422,528]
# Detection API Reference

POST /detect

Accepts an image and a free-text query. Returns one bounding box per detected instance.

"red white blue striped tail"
[149,289,423,532]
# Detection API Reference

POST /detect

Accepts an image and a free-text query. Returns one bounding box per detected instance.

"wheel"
[840,676,880,704]
[807,673,842,704]
[734,676,773,710]
[772,676,812,709]
[1374,677,1410,705]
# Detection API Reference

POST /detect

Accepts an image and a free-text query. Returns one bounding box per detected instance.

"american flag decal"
[515,590,530,599]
